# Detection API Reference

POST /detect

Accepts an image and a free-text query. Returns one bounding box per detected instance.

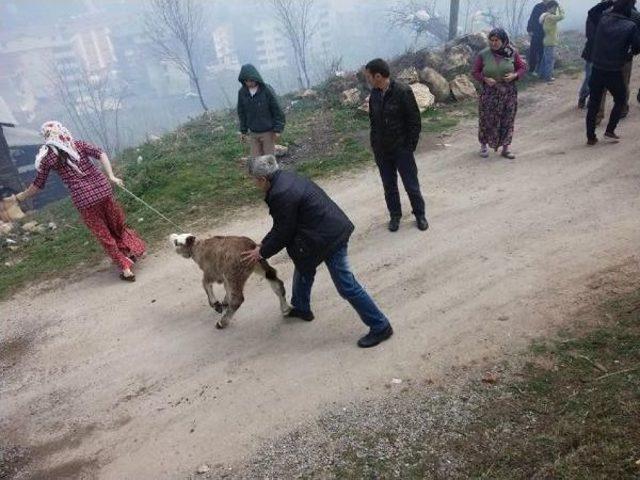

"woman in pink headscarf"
[6,121,145,282]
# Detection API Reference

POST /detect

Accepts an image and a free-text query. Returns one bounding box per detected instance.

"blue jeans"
[579,61,593,101]
[538,46,556,81]
[375,149,426,218]
[291,244,390,333]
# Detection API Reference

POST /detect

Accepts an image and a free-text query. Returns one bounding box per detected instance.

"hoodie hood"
[238,64,264,85]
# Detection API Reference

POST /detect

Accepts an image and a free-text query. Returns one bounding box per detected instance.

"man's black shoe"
[357,325,394,348]
[286,308,315,321]
[416,216,429,231]
[388,217,401,232]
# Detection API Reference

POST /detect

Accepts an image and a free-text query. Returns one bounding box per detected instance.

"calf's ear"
[186,235,196,248]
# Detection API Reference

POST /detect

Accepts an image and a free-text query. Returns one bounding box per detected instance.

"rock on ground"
[410,83,436,112]
[450,74,478,101]
[419,67,451,102]
[341,88,361,106]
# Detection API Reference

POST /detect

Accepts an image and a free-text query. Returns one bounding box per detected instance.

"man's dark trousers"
[375,148,425,218]
[529,34,545,74]
[586,67,628,140]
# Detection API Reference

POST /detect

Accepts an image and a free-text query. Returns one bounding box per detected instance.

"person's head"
[546,0,559,11]
[364,58,391,89]
[244,79,258,89]
[613,0,636,16]
[488,28,509,51]
[247,155,280,192]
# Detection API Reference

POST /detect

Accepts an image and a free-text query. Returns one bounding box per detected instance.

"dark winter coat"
[582,1,615,61]
[259,171,354,274]
[591,11,640,71]
[237,64,286,134]
[368,80,422,156]
[527,2,548,38]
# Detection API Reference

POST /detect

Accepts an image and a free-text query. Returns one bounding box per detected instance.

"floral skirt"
[80,196,146,271]
[478,82,518,150]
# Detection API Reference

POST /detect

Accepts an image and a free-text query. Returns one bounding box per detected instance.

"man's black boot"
[357,325,394,348]
[286,309,315,321]
[416,215,429,231]
[388,216,401,232]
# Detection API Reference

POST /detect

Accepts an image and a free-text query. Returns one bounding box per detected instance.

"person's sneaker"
[587,137,598,146]
[604,131,620,140]
[416,216,429,231]
[578,97,587,109]
[388,216,401,232]
[357,325,394,348]
[286,308,315,322]
[479,145,489,158]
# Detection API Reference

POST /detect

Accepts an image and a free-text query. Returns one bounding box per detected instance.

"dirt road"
[2,73,640,480]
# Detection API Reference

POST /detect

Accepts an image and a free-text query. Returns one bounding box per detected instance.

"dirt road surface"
[2,73,640,479]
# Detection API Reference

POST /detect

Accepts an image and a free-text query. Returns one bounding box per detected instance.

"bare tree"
[270,0,319,90]
[49,64,125,157]
[461,0,483,33]
[145,0,209,112]
[502,0,532,37]
[388,1,449,46]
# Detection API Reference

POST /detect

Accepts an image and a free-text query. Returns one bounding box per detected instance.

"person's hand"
[110,176,124,188]
[504,73,518,83]
[241,246,262,265]
[484,77,497,87]
[239,133,248,143]
[272,132,281,142]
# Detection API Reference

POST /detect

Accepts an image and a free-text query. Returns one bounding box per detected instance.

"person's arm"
[472,54,485,82]
[237,91,248,135]
[403,87,422,152]
[548,5,565,23]
[14,184,40,203]
[78,140,123,187]
[259,194,299,259]
[267,86,286,134]
[514,51,528,79]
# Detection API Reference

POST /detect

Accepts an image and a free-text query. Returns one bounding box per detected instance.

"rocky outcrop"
[450,74,478,101]
[419,67,451,102]
[410,83,436,112]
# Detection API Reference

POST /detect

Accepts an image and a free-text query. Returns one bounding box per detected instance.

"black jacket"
[582,1,615,61]
[237,64,286,134]
[259,171,354,273]
[591,11,640,71]
[369,80,422,156]
[527,2,548,38]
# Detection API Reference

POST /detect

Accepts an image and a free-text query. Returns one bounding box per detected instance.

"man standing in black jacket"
[579,0,615,109]
[527,0,550,75]
[365,58,428,233]
[242,155,394,349]
[586,0,640,145]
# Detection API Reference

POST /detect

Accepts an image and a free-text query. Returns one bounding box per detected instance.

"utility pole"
[449,0,460,40]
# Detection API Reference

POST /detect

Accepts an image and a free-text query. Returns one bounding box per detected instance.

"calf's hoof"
[213,301,224,313]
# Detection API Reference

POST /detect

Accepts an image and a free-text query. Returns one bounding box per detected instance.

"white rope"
[117,184,186,232]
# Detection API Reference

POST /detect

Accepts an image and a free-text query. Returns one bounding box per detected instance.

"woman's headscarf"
[35,121,85,175]
[488,28,515,58]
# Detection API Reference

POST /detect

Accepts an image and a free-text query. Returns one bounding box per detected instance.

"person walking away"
[3,121,145,281]
[241,155,394,348]
[527,0,550,75]
[237,64,286,157]
[472,28,527,160]
[596,6,640,120]
[579,1,615,109]
[586,0,640,145]
[364,58,428,233]
[538,1,565,83]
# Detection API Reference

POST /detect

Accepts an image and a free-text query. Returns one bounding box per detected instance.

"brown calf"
[170,233,291,329]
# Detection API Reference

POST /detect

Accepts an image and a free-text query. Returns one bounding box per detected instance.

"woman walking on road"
[4,121,145,281]
[473,28,527,159]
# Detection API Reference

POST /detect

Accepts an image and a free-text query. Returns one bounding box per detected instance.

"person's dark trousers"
[529,34,544,74]
[586,67,628,140]
[290,244,390,334]
[375,149,426,219]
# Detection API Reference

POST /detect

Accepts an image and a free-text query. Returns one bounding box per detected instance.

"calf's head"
[170,233,196,258]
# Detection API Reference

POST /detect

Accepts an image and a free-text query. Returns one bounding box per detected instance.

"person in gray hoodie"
[237,64,286,156]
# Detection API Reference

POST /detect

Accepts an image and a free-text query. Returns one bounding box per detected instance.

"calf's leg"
[202,278,224,313]
[256,260,292,315]
[216,279,245,329]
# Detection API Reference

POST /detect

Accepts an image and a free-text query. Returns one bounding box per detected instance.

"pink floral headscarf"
[35,121,84,175]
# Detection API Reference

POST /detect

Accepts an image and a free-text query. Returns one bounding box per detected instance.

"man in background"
[527,0,550,75]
